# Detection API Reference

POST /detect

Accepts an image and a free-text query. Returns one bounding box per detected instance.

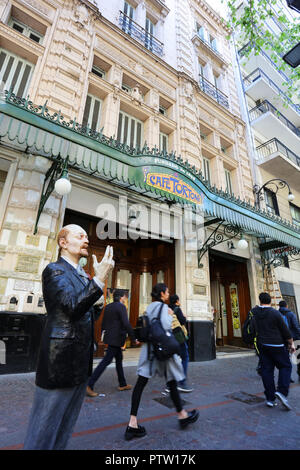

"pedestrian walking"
[279,300,300,382]
[169,294,193,392]
[23,225,115,450]
[124,283,199,441]
[86,289,140,397]
[247,292,295,410]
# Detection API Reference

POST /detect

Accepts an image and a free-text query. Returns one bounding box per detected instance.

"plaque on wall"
[16,255,40,274]
[193,285,207,296]
[25,235,40,247]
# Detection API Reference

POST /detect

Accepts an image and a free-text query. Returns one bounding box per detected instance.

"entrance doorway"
[63,210,175,331]
[209,251,251,347]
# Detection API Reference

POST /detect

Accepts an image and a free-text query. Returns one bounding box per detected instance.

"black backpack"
[242,310,257,346]
[148,303,181,361]
[136,303,181,360]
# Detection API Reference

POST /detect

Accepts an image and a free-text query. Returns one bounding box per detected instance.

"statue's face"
[60,225,89,259]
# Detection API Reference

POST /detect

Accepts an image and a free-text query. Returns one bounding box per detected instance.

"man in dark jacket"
[24,225,114,450]
[279,300,300,381]
[86,289,139,396]
[251,292,295,410]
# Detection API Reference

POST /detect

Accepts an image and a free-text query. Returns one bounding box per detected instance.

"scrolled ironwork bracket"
[33,156,67,235]
[197,220,242,267]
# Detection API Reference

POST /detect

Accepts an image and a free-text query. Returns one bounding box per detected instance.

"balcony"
[238,43,293,91]
[249,100,300,155]
[244,68,300,126]
[256,138,300,187]
[198,76,229,109]
[119,11,163,57]
[192,33,227,67]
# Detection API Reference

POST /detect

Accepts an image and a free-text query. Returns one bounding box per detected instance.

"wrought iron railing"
[249,100,300,139]
[238,42,292,85]
[244,68,300,115]
[256,138,300,168]
[195,32,224,62]
[119,11,163,57]
[198,75,229,109]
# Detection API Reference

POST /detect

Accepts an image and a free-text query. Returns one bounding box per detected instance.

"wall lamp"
[253,179,294,209]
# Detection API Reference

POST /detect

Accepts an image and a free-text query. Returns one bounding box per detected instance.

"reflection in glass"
[139,272,152,316]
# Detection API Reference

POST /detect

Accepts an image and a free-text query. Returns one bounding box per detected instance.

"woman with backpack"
[124,283,199,441]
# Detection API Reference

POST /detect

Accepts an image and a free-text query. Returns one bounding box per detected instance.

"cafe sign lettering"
[144,169,203,205]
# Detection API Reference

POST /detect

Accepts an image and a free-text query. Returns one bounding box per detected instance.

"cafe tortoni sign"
[143,167,203,205]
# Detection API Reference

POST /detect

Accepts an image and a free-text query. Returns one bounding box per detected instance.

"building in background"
[0,0,299,367]
[234,0,300,318]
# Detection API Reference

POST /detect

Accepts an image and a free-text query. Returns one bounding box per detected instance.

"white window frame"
[145,17,155,51]
[203,157,211,183]
[123,1,135,35]
[82,94,102,131]
[159,132,168,152]
[225,169,233,195]
[0,49,33,98]
[9,17,43,44]
[290,203,300,227]
[117,111,143,149]
[91,65,105,79]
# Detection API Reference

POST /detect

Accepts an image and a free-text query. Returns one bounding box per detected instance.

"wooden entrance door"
[210,252,251,347]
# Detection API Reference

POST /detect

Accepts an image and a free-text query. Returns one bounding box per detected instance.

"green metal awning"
[0,92,300,249]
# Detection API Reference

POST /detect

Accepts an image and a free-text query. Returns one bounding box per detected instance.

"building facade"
[235,0,300,318]
[0,0,299,363]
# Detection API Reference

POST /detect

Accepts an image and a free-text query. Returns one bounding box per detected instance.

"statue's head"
[57,224,89,260]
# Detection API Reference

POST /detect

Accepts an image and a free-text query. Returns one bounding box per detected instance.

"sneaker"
[165,387,170,393]
[177,384,194,393]
[275,391,292,411]
[124,425,146,441]
[266,400,277,408]
[118,384,132,391]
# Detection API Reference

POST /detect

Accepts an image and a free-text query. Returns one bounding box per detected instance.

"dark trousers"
[178,342,189,385]
[88,345,126,389]
[130,375,183,416]
[259,345,292,401]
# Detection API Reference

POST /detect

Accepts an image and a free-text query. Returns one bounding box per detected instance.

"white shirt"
[61,255,104,291]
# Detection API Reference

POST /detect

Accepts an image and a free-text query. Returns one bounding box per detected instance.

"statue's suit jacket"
[36,257,102,389]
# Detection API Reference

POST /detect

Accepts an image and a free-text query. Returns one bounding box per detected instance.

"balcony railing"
[119,11,163,57]
[249,100,300,139]
[199,75,229,109]
[244,68,300,115]
[256,138,300,168]
[238,42,292,85]
[195,32,225,63]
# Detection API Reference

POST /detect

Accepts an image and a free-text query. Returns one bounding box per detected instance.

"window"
[122,1,134,35]
[225,169,233,195]
[159,105,166,116]
[121,84,131,93]
[117,111,143,149]
[145,17,155,51]
[9,18,43,44]
[203,157,211,183]
[196,23,205,40]
[210,35,218,52]
[91,65,105,79]
[290,203,300,227]
[82,94,102,131]
[0,169,7,200]
[0,49,33,98]
[159,132,168,152]
[264,188,279,215]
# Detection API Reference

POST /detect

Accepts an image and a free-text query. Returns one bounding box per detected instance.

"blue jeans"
[178,342,189,386]
[259,345,292,401]
[88,345,127,389]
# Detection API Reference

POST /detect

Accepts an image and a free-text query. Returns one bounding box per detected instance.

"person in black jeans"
[279,300,300,382]
[86,289,139,397]
[169,294,193,393]
[248,292,295,410]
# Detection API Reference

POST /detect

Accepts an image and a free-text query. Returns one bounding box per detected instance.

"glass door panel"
[139,272,152,315]
[220,284,228,337]
[116,269,132,316]
[229,283,242,337]
[157,270,164,283]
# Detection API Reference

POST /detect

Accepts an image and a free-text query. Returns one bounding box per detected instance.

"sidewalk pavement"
[1,347,300,451]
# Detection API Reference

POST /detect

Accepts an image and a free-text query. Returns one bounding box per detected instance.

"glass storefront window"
[229,283,242,337]
[157,270,164,283]
[116,269,132,315]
